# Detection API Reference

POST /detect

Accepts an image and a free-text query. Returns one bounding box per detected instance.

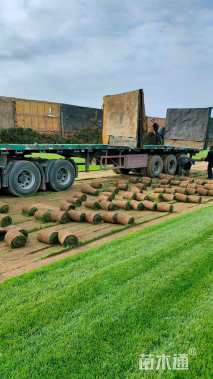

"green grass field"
[0,206,212,378]
[192,150,208,161]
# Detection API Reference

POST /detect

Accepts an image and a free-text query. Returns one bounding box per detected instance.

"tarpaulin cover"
[61,104,102,132]
[165,108,211,143]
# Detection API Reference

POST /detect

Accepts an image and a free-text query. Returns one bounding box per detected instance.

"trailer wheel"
[8,161,41,197]
[177,154,191,176]
[163,154,177,175]
[49,160,75,191]
[147,155,163,177]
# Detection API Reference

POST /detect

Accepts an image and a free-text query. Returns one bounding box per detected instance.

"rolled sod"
[162,193,174,202]
[49,209,70,224]
[159,173,171,179]
[81,184,99,195]
[85,212,102,224]
[69,194,87,202]
[34,210,52,223]
[101,212,118,223]
[142,176,152,184]
[145,193,163,202]
[164,187,175,194]
[157,202,173,213]
[122,191,137,200]
[65,197,82,206]
[187,195,202,204]
[68,210,86,222]
[60,201,76,211]
[116,181,129,190]
[130,186,141,193]
[179,181,190,188]
[186,187,197,195]
[160,179,170,185]
[151,178,160,184]
[5,230,27,249]
[135,193,146,201]
[99,201,116,211]
[115,213,135,225]
[142,200,157,211]
[208,190,213,196]
[98,195,111,202]
[0,203,9,214]
[90,181,103,189]
[107,186,119,194]
[84,200,101,210]
[100,191,115,200]
[154,187,165,193]
[174,193,188,202]
[179,176,192,181]
[135,183,147,190]
[112,200,131,210]
[129,200,144,210]
[129,177,140,184]
[196,186,208,196]
[58,230,79,248]
[204,183,213,191]
[170,180,180,186]
[37,230,59,245]
[174,186,186,194]
[22,204,38,216]
[0,215,12,227]
[5,227,28,238]
[195,179,206,185]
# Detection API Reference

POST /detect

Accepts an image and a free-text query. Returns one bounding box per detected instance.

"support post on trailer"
[85,149,90,172]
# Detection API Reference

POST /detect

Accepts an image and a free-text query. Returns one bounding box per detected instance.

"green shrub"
[0,127,101,145]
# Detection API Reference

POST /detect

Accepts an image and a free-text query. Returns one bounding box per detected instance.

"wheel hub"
[18,170,35,189]
[56,168,71,185]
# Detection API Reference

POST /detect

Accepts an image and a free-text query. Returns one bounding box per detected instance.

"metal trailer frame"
[0,143,199,196]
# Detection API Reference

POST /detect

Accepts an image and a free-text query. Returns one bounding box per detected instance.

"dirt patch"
[0,165,212,283]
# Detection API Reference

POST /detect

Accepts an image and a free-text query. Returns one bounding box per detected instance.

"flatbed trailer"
[0,143,199,196]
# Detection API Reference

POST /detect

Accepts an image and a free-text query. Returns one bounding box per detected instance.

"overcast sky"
[0,0,212,116]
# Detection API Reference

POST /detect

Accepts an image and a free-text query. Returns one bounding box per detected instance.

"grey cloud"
[0,0,212,116]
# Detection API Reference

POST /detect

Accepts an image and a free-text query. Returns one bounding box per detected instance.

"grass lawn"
[0,206,212,378]
[192,150,208,161]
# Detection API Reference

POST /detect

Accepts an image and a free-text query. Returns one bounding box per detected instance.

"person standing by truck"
[152,121,165,145]
[205,146,213,179]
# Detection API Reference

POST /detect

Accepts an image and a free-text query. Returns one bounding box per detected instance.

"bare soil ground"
[0,161,212,283]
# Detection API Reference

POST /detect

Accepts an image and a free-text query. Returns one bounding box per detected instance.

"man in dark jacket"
[152,122,165,145]
[205,146,213,179]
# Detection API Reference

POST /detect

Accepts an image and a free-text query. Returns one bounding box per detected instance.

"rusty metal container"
[102,89,146,148]
[15,99,60,134]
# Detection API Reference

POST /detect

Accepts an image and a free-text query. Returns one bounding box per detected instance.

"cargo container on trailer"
[15,99,60,135]
[60,103,102,138]
[0,97,15,129]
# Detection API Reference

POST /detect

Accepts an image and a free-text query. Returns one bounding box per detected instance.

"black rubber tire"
[49,160,75,191]
[163,154,177,175]
[147,155,163,177]
[177,154,191,176]
[8,160,41,197]
[113,168,130,175]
